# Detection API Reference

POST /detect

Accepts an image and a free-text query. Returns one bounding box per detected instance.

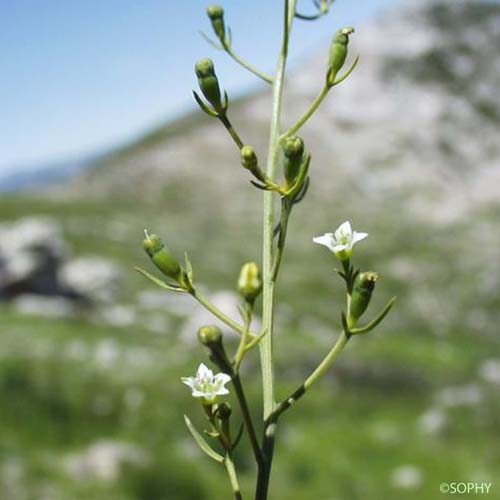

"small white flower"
[313,221,368,261]
[181,363,231,404]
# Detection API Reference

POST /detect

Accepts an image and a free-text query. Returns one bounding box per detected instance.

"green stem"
[232,374,265,467]
[234,304,252,369]
[261,0,295,425]
[254,422,277,500]
[256,3,297,500]
[224,453,244,500]
[193,290,246,336]
[225,45,274,84]
[219,113,244,149]
[269,330,350,422]
[205,408,242,498]
[271,199,292,281]
[282,84,329,139]
[303,330,350,390]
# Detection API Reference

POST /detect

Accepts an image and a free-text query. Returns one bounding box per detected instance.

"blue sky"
[0,0,402,175]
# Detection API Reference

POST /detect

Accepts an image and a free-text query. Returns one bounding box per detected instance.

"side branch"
[193,289,247,336]
[225,45,274,84]
[267,330,351,423]
[281,56,359,139]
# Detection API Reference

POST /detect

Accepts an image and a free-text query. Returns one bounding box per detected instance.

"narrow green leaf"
[350,297,397,335]
[332,55,360,87]
[198,30,224,50]
[284,154,311,199]
[231,423,244,450]
[250,180,271,191]
[222,90,229,111]
[184,252,194,285]
[192,91,219,118]
[134,267,187,293]
[341,311,349,333]
[184,415,224,463]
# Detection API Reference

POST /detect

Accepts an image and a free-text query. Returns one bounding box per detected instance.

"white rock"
[0,217,66,258]
[391,465,424,490]
[436,384,483,408]
[98,304,136,327]
[478,359,500,385]
[63,440,148,482]
[0,217,67,296]
[59,256,121,302]
[12,294,76,318]
[419,408,447,434]
[136,289,193,316]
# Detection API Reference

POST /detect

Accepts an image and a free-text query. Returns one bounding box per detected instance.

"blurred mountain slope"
[70,0,500,225]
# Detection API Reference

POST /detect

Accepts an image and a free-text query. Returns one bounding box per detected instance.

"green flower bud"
[241,146,258,171]
[143,231,182,282]
[207,5,226,43]
[195,58,223,112]
[241,146,266,183]
[327,27,354,86]
[198,325,223,347]
[214,402,232,420]
[319,0,330,14]
[238,262,262,302]
[349,272,378,324]
[282,136,304,185]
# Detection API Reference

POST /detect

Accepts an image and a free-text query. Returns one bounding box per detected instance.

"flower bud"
[319,0,329,14]
[207,5,226,44]
[214,402,232,420]
[198,325,223,347]
[241,146,258,171]
[240,146,266,182]
[327,27,354,86]
[282,136,305,185]
[143,231,182,282]
[238,262,262,303]
[349,272,378,324]
[195,58,223,112]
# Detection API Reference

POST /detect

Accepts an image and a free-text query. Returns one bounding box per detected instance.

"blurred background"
[1,0,500,498]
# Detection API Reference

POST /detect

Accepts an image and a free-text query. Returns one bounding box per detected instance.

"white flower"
[313,221,368,261]
[181,363,231,403]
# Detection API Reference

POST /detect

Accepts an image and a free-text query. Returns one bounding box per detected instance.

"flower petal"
[181,377,196,389]
[191,390,208,398]
[333,243,350,252]
[215,373,232,385]
[335,221,352,240]
[352,231,368,244]
[196,363,212,380]
[313,233,336,252]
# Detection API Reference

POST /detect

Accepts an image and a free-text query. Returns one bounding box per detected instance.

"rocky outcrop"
[0,217,121,307]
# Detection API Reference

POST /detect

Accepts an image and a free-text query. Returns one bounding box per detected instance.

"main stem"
[257,2,296,499]
[261,0,294,425]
